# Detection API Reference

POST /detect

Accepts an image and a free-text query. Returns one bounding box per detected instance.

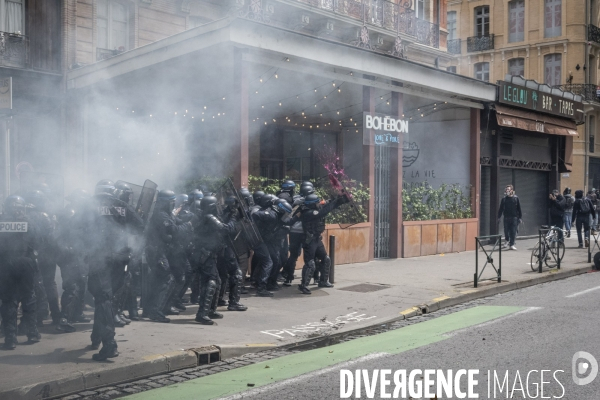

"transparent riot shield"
[137,179,157,309]
[115,180,144,209]
[19,171,65,211]
[216,178,263,256]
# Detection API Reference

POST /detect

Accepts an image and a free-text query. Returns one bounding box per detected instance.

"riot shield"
[136,179,158,224]
[328,173,362,229]
[216,178,263,255]
[115,180,144,208]
[19,171,65,211]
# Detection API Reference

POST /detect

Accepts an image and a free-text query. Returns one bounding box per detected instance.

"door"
[374,145,390,258]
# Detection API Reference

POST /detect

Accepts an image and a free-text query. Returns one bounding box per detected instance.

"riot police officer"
[298,193,347,294]
[192,196,238,324]
[169,193,195,312]
[144,190,192,323]
[0,195,41,349]
[283,182,314,286]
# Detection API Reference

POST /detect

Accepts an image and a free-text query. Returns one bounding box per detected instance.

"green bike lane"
[124,306,524,400]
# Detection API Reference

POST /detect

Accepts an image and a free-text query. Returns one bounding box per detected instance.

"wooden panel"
[465,221,478,251]
[325,226,370,264]
[421,224,438,256]
[403,225,421,258]
[437,223,453,254]
[452,223,467,253]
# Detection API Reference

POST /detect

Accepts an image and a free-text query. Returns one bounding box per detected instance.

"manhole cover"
[338,283,390,293]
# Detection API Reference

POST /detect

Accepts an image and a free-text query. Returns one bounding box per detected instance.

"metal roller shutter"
[514,169,549,236]
[480,166,491,236]
[498,168,514,237]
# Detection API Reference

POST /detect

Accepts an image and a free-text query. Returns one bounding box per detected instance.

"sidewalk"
[1,236,595,399]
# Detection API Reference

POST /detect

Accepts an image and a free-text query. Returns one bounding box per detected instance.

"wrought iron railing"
[447,38,461,54]
[0,31,29,69]
[467,34,494,52]
[554,84,600,103]
[293,0,440,49]
[589,24,600,45]
[96,47,125,62]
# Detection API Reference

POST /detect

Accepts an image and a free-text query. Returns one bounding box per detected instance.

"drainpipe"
[585,0,590,191]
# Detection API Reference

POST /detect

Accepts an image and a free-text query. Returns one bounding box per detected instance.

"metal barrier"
[329,235,336,284]
[474,234,502,288]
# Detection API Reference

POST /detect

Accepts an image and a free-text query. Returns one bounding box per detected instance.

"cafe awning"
[494,104,578,136]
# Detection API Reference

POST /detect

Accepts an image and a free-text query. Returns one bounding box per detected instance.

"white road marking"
[217,353,389,400]
[442,307,542,337]
[565,285,600,298]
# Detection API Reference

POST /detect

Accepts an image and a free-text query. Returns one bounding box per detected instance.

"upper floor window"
[416,0,425,19]
[447,11,457,40]
[475,6,490,37]
[447,66,457,73]
[474,62,489,81]
[0,0,24,34]
[508,58,525,76]
[508,0,525,42]
[544,54,562,86]
[545,0,562,37]
[97,0,129,51]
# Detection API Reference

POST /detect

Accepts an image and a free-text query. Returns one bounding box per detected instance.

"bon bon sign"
[363,112,408,147]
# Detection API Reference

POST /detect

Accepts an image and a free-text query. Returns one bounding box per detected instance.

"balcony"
[96,47,126,62]
[0,32,29,69]
[589,24,600,45]
[292,0,440,49]
[554,84,599,103]
[447,38,461,54]
[467,34,494,52]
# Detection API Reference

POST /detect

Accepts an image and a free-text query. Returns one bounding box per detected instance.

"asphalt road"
[125,272,600,400]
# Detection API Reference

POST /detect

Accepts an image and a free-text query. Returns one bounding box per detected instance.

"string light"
[279,102,282,106]
[174,112,177,115]
[275,74,278,79]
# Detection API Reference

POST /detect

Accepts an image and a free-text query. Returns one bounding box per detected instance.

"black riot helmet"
[192,199,203,215]
[25,190,48,212]
[273,198,293,216]
[563,187,572,195]
[259,194,278,209]
[175,194,189,209]
[300,184,315,197]
[95,179,116,196]
[188,189,204,204]
[4,195,27,216]
[253,190,265,205]
[115,182,134,204]
[200,195,219,215]
[156,189,177,213]
[280,180,296,195]
[225,195,238,207]
[303,194,320,209]
[240,187,254,207]
[301,181,314,187]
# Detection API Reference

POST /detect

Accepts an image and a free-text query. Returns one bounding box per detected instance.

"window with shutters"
[0,0,24,34]
[475,6,490,37]
[97,0,129,52]
[544,54,562,86]
[508,58,525,76]
[447,11,457,40]
[474,62,489,81]
[508,0,525,42]
[545,0,562,37]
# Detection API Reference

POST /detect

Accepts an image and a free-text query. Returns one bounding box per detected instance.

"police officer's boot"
[227,279,247,311]
[195,281,216,325]
[208,281,223,320]
[298,261,314,295]
[92,340,119,361]
[318,256,334,288]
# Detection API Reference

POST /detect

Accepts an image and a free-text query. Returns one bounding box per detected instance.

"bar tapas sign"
[497,80,584,123]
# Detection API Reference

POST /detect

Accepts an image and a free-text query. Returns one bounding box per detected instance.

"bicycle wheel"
[545,241,565,268]
[530,242,543,272]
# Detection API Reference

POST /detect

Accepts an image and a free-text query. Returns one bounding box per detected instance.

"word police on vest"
[0,222,28,232]
[365,115,409,133]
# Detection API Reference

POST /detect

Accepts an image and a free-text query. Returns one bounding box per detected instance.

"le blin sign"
[363,112,409,147]
[497,80,584,123]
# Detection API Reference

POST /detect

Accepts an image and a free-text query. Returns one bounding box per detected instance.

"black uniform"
[0,209,40,348]
[252,208,281,291]
[216,206,247,311]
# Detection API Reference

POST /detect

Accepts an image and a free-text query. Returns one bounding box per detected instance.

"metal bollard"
[538,230,543,273]
[498,237,502,282]
[589,233,592,263]
[474,237,478,288]
[329,235,336,284]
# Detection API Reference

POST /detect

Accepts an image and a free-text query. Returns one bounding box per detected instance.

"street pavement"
[129,272,600,399]
[0,235,596,398]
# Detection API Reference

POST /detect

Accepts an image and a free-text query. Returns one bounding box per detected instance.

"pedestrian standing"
[588,190,599,233]
[497,185,522,250]
[572,190,596,248]
[563,188,574,238]
[548,189,566,241]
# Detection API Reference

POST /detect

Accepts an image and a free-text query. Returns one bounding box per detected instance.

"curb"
[4,265,591,400]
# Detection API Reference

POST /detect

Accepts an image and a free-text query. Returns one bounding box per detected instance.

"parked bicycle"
[530,225,566,271]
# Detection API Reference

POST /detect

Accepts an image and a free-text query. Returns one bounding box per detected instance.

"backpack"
[566,196,575,208]
[579,198,591,214]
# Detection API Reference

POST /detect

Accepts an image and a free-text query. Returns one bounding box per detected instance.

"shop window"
[508,58,525,76]
[544,54,562,86]
[97,0,129,52]
[474,62,489,82]
[280,130,337,181]
[590,116,596,153]
[508,0,525,42]
[447,66,457,73]
[447,11,457,40]
[0,0,24,34]
[545,0,562,38]
[475,6,490,37]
